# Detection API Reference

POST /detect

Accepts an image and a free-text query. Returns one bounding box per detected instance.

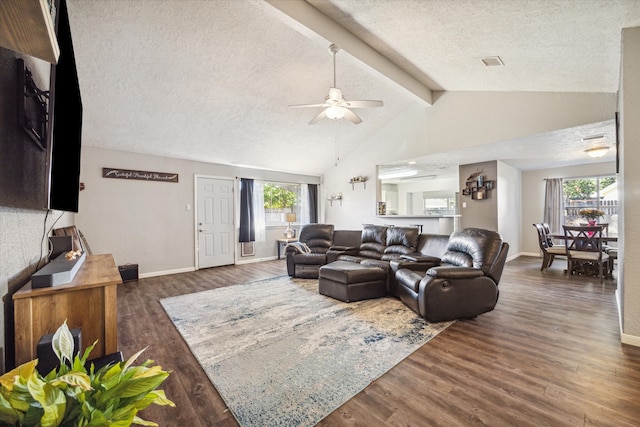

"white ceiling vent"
[481,56,504,66]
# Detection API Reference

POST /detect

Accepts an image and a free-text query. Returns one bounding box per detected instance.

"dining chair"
[533,223,566,270]
[579,222,609,236]
[563,225,610,282]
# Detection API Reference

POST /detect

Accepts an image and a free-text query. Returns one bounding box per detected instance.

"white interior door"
[196,177,235,269]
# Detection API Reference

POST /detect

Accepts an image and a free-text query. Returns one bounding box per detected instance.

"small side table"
[276,238,298,259]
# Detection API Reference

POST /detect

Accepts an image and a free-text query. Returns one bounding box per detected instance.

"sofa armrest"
[395,268,424,293]
[400,254,441,263]
[390,258,440,274]
[326,246,359,263]
[426,266,485,279]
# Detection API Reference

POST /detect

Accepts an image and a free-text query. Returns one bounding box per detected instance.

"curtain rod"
[543,173,616,181]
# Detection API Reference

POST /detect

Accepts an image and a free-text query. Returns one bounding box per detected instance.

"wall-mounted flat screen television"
[0,0,82,213]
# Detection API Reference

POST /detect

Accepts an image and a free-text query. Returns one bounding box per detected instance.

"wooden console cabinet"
[13,254,123,365]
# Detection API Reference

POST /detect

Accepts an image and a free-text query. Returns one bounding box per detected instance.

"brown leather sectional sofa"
[285,224,509,322]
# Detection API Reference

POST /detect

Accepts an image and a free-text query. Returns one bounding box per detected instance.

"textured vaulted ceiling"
[66,0,640,176]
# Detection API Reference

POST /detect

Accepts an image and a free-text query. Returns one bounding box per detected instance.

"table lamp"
[283,212,296,238]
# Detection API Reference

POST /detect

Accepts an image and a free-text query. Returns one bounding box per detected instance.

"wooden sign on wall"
[102,168,179,183]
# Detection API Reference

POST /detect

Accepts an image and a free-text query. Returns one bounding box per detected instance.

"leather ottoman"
[318,261,387,302]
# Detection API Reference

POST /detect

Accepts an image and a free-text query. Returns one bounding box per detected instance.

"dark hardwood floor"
[117,256,640,426]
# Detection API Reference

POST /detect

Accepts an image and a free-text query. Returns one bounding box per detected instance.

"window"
[422,190,457,216]
[563,175,618,234]
[261,182,302,227]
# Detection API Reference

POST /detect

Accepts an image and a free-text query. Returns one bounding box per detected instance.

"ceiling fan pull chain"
[335,123,340,166]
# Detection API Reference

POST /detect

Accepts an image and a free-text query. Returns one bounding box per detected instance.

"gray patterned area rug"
[160,276,452,427]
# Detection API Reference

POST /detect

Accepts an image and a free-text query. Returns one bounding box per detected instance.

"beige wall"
[520,162,617,256]
[76,147,320,276]
[459,161,498,231]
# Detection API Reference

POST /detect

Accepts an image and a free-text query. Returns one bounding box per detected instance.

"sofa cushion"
[306,241,331,253]
[417,234,450,258]
[332,230,362,248]
[359,225,387,259]
[440,228,504,273]
[286,241,311,254]
[298,224,334,252]
[384,227,419,255]
[381,253,404,261]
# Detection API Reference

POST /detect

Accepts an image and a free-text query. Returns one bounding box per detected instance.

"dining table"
[550,230,617,279]
[550,233,618,242]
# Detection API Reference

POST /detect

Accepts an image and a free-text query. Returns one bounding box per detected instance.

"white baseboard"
[519,252,541,258]
[615,289,640,347]
[139,267,195,279]
[506,252,539,262]
[621,332,640,347]
[137,257,281,277]
[236,256,278,265]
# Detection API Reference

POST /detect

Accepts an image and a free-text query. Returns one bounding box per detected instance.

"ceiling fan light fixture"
[288,44,382,124]
[584,146,610,158]
[325,106,345,120]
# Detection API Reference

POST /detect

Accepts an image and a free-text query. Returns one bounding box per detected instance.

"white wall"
[0,208,73,367]
[620,26,640,342]
[76,147,320,276]
[497,161,522,259]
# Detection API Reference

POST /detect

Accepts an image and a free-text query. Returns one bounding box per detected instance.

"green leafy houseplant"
[0,322,174,426]
[578,208,605,221]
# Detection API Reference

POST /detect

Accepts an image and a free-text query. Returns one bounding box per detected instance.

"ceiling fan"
[289,44,383,124]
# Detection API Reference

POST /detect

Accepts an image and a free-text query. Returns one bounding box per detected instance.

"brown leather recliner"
[395,228,509,322]
[286,224,334,278]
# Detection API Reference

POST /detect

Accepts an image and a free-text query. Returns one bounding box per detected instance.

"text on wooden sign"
[102,168,179,182]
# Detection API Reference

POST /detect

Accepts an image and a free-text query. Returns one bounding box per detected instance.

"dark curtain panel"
[239,178,255,242]
[308,184,318,223]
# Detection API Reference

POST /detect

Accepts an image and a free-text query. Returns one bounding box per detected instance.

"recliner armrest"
[400,254,441,263]
[390,258,441,274]
[426,266,485,279]
[326,246,359,263]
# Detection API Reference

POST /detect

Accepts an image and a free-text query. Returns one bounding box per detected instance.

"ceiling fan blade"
[343,109,362,124]
[289,103,330,108]
[309,109,327,124]
[346,100,384,108]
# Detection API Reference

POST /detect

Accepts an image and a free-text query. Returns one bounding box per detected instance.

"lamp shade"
[283,213,297,223]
